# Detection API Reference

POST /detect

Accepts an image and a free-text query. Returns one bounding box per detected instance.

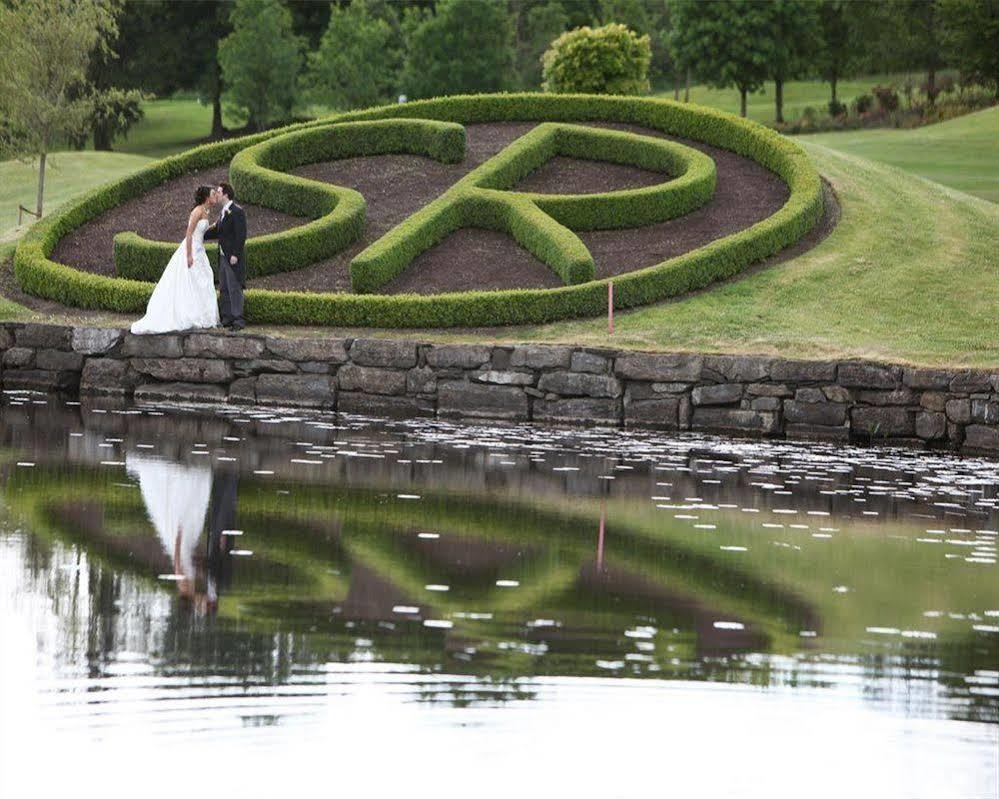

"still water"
[0,393,996,798]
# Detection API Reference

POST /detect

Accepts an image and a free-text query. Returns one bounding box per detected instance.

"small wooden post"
[607,281,614,334]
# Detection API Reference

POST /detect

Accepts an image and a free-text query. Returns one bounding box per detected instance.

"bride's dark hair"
[193,185,212,209]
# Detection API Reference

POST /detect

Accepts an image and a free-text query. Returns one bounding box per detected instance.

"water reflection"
[0,394,997,796]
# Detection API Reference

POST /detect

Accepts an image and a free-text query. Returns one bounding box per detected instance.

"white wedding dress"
[130,217,220,334]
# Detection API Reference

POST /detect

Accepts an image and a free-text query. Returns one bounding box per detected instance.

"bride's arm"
[184,208,202,268]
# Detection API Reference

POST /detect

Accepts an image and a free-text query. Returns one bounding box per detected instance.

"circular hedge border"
[13,93,824,328]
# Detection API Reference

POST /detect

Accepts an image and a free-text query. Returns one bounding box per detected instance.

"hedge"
[114,118,465,281]
[350,122,716,292]
[14,92,824,327]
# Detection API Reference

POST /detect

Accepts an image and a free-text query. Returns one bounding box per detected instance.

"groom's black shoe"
[230,321,246,332]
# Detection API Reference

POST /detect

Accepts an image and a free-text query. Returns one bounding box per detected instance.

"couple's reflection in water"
[126,453,238,615]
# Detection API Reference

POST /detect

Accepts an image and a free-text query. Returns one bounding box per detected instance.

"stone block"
[233,359,296,376]
[945,398,971,424]
[822,385,853,403]
[134,382,227,404]
[915,411,947,440]
[770,359,837,383]
[337,363,406,395]
[0,326,12,349]
[614,353,703,382]
[425,344,491,369]
[265,337,350,363]
[964,425,999,452]
[571,350,610,374]
[80,358,134,395]
[851,406,914,436]
[786,423,850,441]
[971,399,999,425]
[349,338,417,368]
[256,374,336,408]
[624,396,681,428]
[72,327,123,355]
[751,397,782,411]
[838,362,901,389]
[35,349,84,372]
[903,368,952,390]
[532,397,620,426]
[185,333,265,360]
[489,347,513,370]
[856,388,918,406]
[747,383,793,398]
[14,323,72,350]
[438,381,528,421]
[691,407,780,435]
[122,334,184,358]
[2,347,34,368]
[228,377,257,403]
[299,361,331,374]
[472,370,536,386]
[920,392,947,412]
[794,387,826,403]
[651,382,692,394]
[691,383,743,406]
[537,370,622,398]
[338,392,435,418]
[702,355,772,382]
[509,345,573,370]
[2,369,79,392]
[407,366,437,395]
[950,371,992,394]
[784,400,847,426]
[131,357,232,384]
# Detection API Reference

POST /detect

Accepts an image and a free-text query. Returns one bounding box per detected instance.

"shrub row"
[14,92,823,328]
[350,121,716,292]
[114,119,466,281]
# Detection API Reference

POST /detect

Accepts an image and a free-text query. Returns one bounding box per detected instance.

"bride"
[130,185,221,335]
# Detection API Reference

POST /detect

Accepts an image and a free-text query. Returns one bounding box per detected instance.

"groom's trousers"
[218,256,245,327]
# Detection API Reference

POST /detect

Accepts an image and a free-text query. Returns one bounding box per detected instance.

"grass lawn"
[652,72,927,125]
[801,106,999,203]
[0,151,152,237]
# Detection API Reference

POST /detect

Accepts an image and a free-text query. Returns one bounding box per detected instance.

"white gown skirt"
[130,240,220,335]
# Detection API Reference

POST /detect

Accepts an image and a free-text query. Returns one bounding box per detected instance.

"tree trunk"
[831,75,838,105]
[673,67,679,101]
[93,123,112,151]
[210,56,225,140]
[684,67,690,102]
[775,78,784,123]
[926,66,937,105]
[740,87,747,118]
[35,151,47,218]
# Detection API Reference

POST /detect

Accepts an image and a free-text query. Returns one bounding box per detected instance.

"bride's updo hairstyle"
[193,185,212,209]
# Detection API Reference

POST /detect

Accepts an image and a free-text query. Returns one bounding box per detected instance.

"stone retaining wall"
[2,322,997,454]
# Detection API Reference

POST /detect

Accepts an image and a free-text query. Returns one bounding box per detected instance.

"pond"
[0,394,996,798]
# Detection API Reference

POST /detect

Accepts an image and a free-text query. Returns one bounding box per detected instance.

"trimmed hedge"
[14,92,824,327]
[114,119,466,281]
[350,122,715,292]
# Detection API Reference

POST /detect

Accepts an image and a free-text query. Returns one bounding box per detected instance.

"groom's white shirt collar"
[221,199,233,217]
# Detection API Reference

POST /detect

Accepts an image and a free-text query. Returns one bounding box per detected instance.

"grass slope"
[0,151,152,236]
[802,106,999,203]
[483,141,999,367]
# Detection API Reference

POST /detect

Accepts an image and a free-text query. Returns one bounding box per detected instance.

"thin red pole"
[607,281,614,334]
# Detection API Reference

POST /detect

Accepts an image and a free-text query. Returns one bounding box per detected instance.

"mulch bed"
[45,120,828,297]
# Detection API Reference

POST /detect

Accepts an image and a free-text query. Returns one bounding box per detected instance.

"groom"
[204,182,247,331]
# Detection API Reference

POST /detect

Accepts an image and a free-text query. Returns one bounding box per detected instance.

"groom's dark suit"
[204,201,247,328]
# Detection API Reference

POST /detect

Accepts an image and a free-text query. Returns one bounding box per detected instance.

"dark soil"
[45,120,823,297]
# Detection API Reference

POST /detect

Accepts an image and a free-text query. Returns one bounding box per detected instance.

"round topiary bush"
[13,92,824,328]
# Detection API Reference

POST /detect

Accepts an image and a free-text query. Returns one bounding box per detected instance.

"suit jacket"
[204,203,247,286]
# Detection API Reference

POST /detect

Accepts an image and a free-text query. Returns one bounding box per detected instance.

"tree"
[765,0,820,123]
[939,0,999,98]
[302,0,400,111]
[218,0,303,131]
[542,23,652,94]
[401,0,515,99]
[892,0,947,104]
[0,0,117,217]
[511,0,570,90]
[90,87,146,151]
[667,0,772,117]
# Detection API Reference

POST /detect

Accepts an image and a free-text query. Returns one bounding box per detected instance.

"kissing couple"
[131,183,248,335]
